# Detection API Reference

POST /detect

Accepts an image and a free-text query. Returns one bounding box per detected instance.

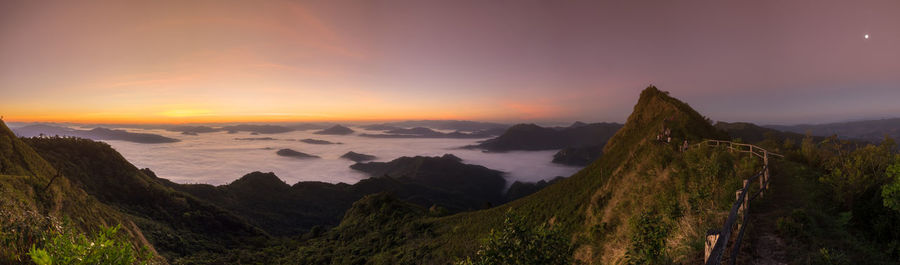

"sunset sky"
[1,0,898,124]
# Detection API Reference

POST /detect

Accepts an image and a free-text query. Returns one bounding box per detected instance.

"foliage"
[456,210,571,265]
[882,155,900,212]
[775,209,813,240]
[625,211,670,265]
[28,224,153,265]
[816,137,895,208]
[814,248,849,265]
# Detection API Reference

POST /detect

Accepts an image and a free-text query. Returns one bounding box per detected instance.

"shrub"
[457,211,571,265]
[28,224,152,265]
[776,209,811,240]
[882,155,900,212]
[625,211,670,265]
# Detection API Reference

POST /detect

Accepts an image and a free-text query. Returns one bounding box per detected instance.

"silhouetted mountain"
[350,154,506,206]
[766,118,900,142]
[166,125,221,134]
[360,124,403,131]
[159,154,531,236]
[160,155,542,235]
[300,138,341,145]
[472,122,622,151]
[552,145,605,166]
[13,124,179,144]
[505,177,564,201]
[234,137,277,141]
[340,151,376,162]
[361,120,508,132]
[220,124,294,134]
[716,121,810,144]
[569,121,589,128]
[276,148,320,159]
[359,126,499,138]
[287,123,334,131]
[314,125,355,135]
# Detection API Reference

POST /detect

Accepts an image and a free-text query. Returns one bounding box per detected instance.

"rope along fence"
[692,140,783,265]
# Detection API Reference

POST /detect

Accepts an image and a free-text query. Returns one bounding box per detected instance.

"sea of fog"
[86,126,580,187]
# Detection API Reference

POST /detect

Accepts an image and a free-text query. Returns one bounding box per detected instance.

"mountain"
[359,126,500,138]
[314,125,355,135]
[472,122,622,151]
[552,145,605,166]
[0,121,163,263]
[21,136,268,261]
[276,148,320,159]
[160,154,518,237]
[220,124,294,134]
[714,121,828,144]
[165,125,221,134]
[13,124,179,144]
[340,151,376,162]
[361,120,508,132]
[300,138,341,145]
[350,154,507,206]
[766,118,900,142]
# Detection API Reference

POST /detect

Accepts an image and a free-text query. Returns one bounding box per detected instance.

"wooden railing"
[692,140,782,265]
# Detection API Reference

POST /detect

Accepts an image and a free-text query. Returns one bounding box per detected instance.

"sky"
[1,0,898,125]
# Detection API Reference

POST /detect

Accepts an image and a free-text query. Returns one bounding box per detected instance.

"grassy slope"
[427,86,735,264]
[0,120,161,263]
[21,136,269,262]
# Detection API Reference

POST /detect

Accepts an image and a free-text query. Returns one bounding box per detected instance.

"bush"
[28,224,153,265]
[882,155,900,212]
[625,211,670,265]
[776,209,813,241]
[457,211,571,265]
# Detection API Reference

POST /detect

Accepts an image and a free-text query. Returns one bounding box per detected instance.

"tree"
[882,155,900,212]
[28,225,153,265]
[457,211,571,265]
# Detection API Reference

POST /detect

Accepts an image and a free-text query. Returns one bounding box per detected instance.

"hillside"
[12,124,179,144]
[162,155,511,236]
[0,121,162,263]
[473,122,622,152]
[21,136,268,262]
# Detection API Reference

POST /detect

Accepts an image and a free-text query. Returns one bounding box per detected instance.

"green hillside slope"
[21,136,268,262]
[0,120,160,263]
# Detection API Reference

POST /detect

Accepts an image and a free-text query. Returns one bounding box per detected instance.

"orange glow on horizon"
[1,111,493,125]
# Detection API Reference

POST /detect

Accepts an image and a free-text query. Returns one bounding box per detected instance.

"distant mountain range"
[359,126,505,139]
[12,124,179,144]
[361,120,508,132]
[766,118,900,142]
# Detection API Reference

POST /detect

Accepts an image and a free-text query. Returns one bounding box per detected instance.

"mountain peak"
[229,171,290,191]
[602,86,723,155]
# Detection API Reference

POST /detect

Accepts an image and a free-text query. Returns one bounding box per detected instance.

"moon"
[865,34,869,39]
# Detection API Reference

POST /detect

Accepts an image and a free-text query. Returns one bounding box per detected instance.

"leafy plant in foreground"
[457,210,571,265]
[28,224,153,265]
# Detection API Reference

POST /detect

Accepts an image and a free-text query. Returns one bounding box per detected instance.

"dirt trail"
[737,165,803,265]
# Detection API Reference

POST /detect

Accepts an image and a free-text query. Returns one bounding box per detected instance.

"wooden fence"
[693,140,782,265]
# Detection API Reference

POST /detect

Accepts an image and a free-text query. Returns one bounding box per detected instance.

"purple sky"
[2,0,898,124]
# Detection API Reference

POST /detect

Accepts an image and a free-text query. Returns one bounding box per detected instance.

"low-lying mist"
[89,126,580,186]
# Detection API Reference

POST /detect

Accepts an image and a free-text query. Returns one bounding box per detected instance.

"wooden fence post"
[764,152,770,191]
[705,230,720,263]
